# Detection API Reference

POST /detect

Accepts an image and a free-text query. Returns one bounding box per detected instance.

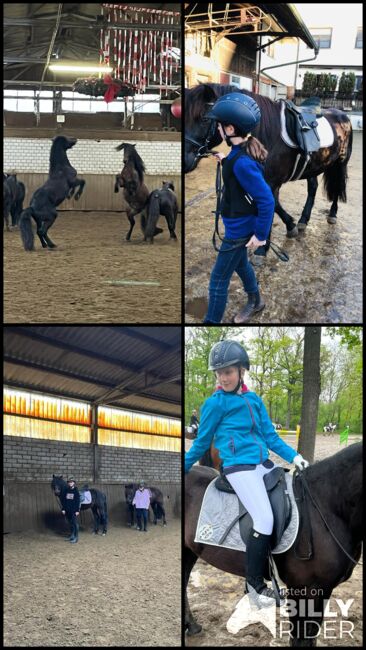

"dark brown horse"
[114,143,163,241]
[185,442,362,646]
[185,83,353,259]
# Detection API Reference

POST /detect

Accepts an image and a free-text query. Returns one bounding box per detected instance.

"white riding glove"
[293,454,309,470]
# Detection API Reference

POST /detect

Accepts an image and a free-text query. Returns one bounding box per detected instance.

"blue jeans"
[66,512,79,539]
[136,508,148,530]
[204,239,258,323]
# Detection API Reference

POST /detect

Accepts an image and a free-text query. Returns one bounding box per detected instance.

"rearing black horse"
[19,136,85,250]
[185,83,353,258]
[124,483,167,526]
[51,475,108,535]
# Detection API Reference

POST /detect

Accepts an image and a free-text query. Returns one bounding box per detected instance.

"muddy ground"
[185,132,362,323]
[4,520,181,647]
[4,211,181,323]
[185,435,363,646]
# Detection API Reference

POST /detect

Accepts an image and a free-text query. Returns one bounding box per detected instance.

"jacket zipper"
[243,396,263,463]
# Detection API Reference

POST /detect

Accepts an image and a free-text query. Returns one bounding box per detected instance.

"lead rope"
[294,469,362,566]
[212,161,290,261]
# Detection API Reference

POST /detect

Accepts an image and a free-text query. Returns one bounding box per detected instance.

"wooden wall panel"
[18,174,182,211]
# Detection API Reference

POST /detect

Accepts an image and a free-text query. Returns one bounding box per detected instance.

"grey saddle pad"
[194,471,299,554]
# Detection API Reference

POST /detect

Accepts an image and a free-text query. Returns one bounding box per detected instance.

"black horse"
[114,142,163,241]
[3,173,25,230]
[51,475,108,535]
[185,442,362,646]
[185,83,353,259]
[124,483,167,526]
[19,136,85,250]
[144,181,178,243]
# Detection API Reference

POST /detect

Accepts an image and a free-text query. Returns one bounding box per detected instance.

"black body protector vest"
[220,149,259,218]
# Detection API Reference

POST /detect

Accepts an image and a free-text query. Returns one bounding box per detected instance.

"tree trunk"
[298,327,321,462]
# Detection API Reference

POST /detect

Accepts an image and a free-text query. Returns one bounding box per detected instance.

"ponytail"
[240,135,268,163]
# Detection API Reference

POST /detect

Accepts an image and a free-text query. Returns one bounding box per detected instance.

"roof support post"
[91,404,99,483]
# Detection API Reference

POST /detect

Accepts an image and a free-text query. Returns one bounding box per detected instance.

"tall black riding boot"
[233,290,265,324]
[246,529,284,605]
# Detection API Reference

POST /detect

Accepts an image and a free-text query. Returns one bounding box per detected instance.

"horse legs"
[165,212,177,240]
[41,210,58,248]
[298,177,319,230]
[126,209,136,240]
[287,585,332,647]
[74,178,86,201]
[92,506,100,534]
[185,547,202,636]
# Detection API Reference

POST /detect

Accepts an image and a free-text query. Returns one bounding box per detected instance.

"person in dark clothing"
[190,409,199,436]
[61,477,80,543]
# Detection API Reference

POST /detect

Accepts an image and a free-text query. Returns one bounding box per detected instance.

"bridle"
[184,114,219,164]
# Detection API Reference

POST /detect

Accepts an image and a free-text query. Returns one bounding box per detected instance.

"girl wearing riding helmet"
[184,340,309,605]
[203,93,275,324]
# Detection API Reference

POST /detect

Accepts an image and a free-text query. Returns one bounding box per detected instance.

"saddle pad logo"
[198,524,214,540]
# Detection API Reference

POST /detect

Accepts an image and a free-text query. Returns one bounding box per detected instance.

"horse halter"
[185,116,218,163]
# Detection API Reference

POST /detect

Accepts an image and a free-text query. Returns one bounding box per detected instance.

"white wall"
[3,139,181,175]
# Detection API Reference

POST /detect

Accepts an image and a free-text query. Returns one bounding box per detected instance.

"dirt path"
[4,521,181,647]
[185,436,363,646]
[185,132,362,323]
[4,212,181,323]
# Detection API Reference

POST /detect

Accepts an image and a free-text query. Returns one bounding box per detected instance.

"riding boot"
[233,290,265,324]
[245,529,284,605]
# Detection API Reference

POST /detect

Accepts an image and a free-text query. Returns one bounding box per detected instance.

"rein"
[294,469,362,566]
[213,160,289,261]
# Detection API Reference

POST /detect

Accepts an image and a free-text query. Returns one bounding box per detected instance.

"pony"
[51,475,108,535]
[124,483,167,526]
[144,181,178,243]
[185,443,362,646]
[3,173,25,230]
[114,142,163,241]
[19,136,85,250]
[185,83,353,259]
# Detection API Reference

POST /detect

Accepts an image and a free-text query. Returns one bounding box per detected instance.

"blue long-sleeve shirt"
[185,388,297,473]
[222,145,275,241]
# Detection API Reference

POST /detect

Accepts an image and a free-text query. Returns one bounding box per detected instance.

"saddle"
[79,489,92,506]
[214,467,292,549]
[283,99,322,156]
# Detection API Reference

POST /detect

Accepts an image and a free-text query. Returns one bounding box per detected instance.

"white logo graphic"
[198,524,214,540]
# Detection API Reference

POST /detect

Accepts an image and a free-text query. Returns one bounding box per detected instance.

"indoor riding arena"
[184,434,363,647]
[4,3,182,324]
[4,326,182,647]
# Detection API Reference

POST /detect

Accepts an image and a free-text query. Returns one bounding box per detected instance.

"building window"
[355,28,362,48]
[308,27,332,49]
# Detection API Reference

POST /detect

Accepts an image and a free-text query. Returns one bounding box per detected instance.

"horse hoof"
[186,622,202,636]
[327,217,337,224]
[297,222,307,231]
[286,225,298,238]
[102,533,106,536]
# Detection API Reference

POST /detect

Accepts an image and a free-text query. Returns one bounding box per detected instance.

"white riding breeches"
[225,462,280,535]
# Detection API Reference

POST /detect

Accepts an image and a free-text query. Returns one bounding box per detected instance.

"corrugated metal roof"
[4,326,181,418]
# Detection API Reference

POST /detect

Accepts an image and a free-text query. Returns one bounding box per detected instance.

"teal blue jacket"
[185,388,297,473]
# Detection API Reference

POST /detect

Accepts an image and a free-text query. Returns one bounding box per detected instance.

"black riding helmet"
[208,340,250,371]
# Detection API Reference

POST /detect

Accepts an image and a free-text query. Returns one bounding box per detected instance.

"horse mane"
[185,82,281,145]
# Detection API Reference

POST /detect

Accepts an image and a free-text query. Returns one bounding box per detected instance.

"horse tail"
[145,192,161,240]
[19,207,35,251]
[323,125,352,203]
